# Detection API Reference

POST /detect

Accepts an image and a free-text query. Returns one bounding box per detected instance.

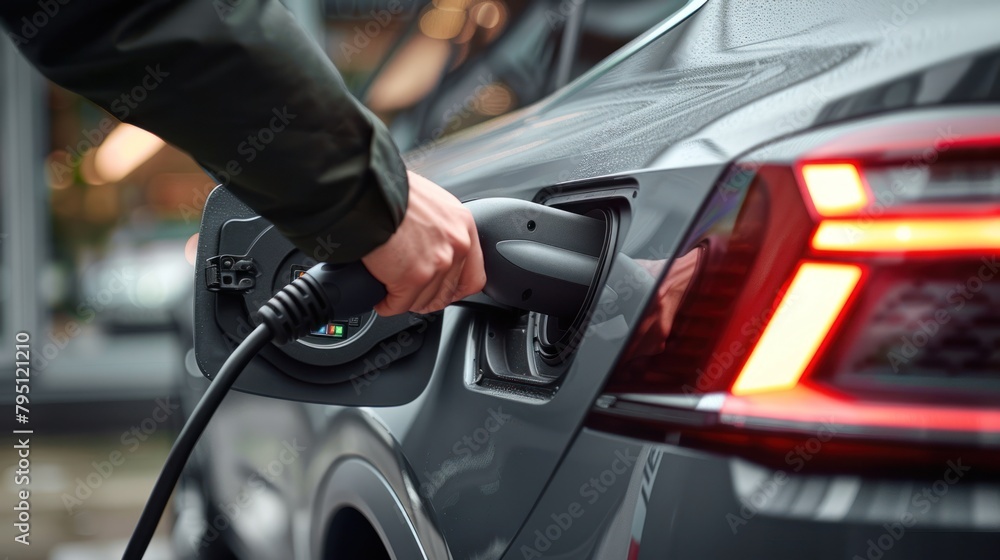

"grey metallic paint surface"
[194,0,1000,558]
[412,0,1000,189]
[382,164,712,558]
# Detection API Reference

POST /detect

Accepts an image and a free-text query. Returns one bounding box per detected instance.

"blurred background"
[0,0,683,557]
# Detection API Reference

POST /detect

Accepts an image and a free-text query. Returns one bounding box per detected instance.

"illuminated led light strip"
[800,163,870,217]
[730,263,862,396]
[813,217,1000,252]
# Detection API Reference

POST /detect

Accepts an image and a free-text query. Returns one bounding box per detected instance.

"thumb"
[374,289,409,317]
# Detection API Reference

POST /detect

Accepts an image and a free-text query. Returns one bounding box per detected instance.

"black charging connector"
[257,262,386,344]
[123,262,385,559]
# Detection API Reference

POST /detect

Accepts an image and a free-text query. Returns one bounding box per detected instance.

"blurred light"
[895,224,912,242]
[185,234,199,266]
[472,1,503,28]
[474,82,515,116]
[800,163,869,217]
[80,150,104,186]
[136,272,168,308]
[420,7,467,40]
[366,35,451,111]
[731,262,862,396]
[93,124,165,184]
[433,0,471,8]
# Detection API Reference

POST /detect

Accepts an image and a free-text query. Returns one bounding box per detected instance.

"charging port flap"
[194,186,439,406]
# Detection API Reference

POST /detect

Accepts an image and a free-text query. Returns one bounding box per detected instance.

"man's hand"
[362,171,487,316]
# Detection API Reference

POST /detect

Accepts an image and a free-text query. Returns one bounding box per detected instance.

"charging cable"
[123,262,385,559]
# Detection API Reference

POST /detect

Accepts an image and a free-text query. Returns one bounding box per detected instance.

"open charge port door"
[194,186,440,406]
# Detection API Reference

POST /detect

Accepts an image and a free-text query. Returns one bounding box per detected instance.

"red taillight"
[730,261,864,396]
[593,108,1000,472]
[800,162,870,216]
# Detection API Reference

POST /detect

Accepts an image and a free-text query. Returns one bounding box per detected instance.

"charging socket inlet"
[473,183,635,395]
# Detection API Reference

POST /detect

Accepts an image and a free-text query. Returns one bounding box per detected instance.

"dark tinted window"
[571,0,690,81]
[325,0,689,150]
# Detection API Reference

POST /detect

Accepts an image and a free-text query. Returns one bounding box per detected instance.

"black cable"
[123,323,272,559]
[122,262,384,559]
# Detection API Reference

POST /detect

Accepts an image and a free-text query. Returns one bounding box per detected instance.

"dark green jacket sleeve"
[1,0,407,263]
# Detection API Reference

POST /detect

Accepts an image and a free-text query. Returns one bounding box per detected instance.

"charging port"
[472,184,634,393]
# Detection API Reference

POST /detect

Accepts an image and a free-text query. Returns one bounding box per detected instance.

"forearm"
[1,0,407,262]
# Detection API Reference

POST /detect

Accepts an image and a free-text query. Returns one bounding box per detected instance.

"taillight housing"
[592,108,1000,473]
